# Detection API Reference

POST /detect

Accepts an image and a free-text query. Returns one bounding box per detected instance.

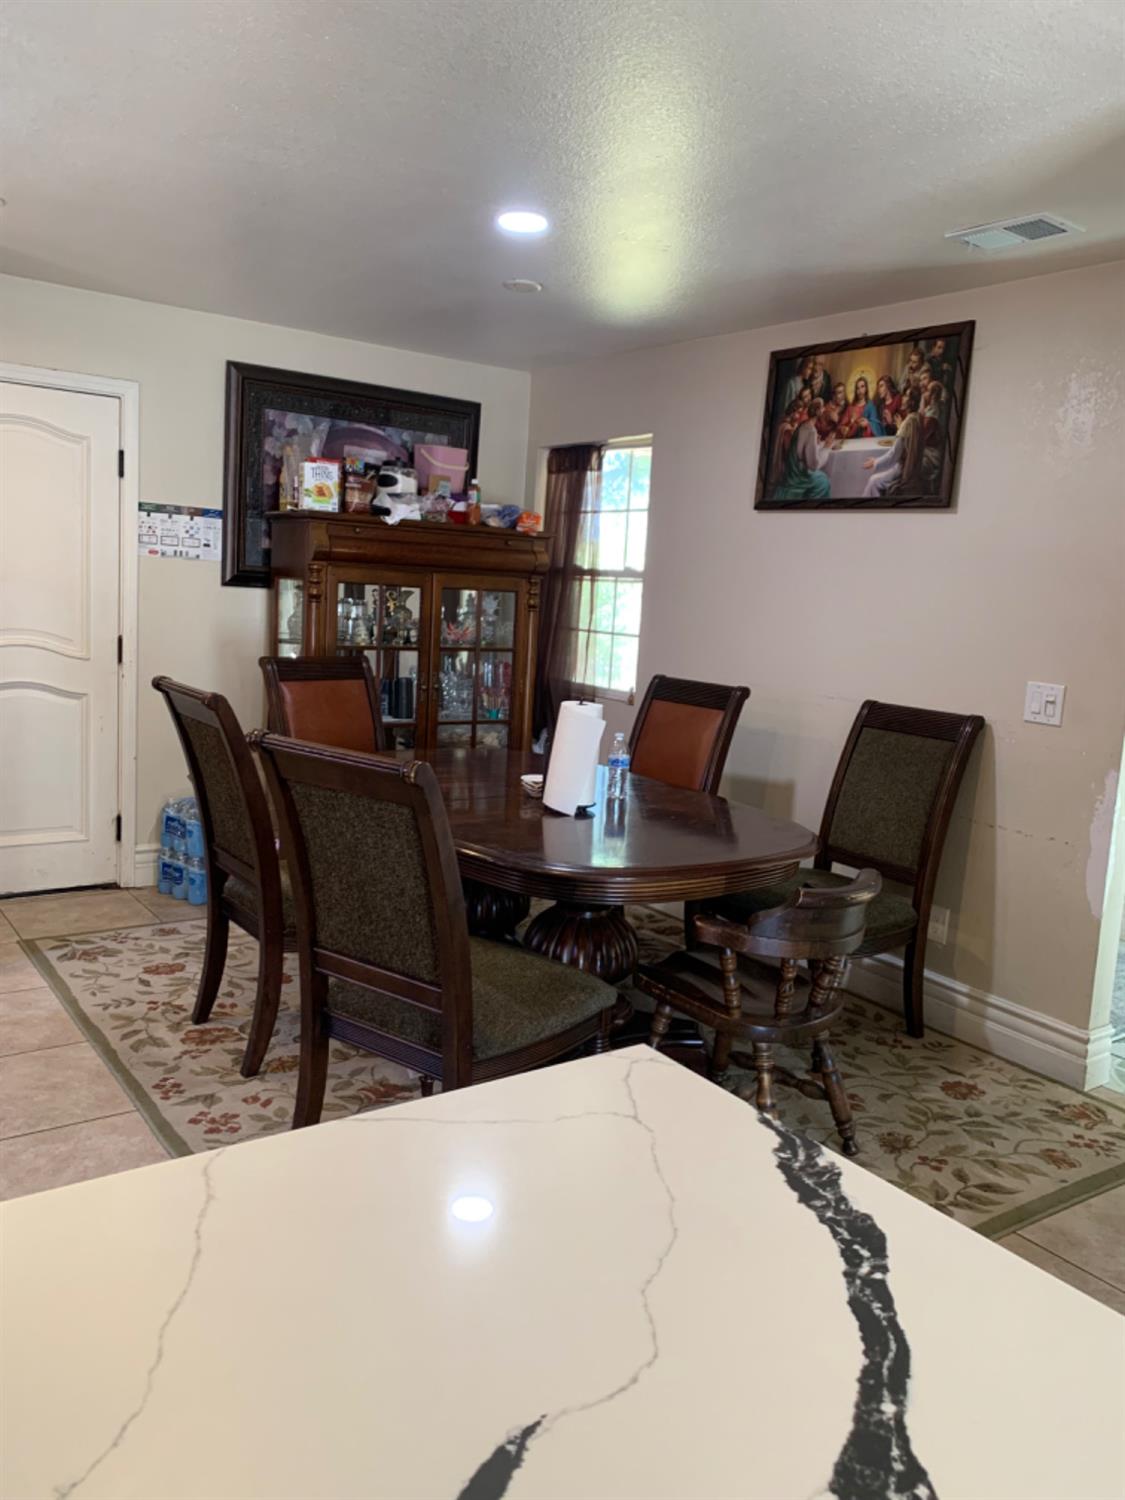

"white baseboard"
[848,952,1111,1092]
[131,844,160,887]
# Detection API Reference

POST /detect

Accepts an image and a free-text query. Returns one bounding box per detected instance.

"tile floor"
[1,886,1123,1316]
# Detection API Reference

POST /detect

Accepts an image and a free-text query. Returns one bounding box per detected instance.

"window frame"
[567,436,652,704]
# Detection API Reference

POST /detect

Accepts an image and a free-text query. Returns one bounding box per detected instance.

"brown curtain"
[532,442,604,738]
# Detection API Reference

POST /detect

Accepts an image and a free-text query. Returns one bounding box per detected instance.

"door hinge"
[115,814,122,843]
[117,634,123,665]
[118,449,125,479]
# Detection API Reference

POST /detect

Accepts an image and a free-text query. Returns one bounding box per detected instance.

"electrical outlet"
[1024,681,1066,726]
[927,906,950,944]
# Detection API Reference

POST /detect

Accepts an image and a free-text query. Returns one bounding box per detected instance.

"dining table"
[3,1047,1121,1500]
[407,748,818,981]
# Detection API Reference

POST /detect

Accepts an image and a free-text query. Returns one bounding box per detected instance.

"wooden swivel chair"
[152,678,296,1077]
[260,656,386,753]
[251,733,626,1128]
[706,701,983,1037]
[636,869,881,1155]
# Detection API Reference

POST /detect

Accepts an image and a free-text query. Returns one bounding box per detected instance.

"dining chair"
[152,678,296,1078]
[259,655,386,753]
[629,674,750,794]
[636,869,881,1155]
[250,732,625,1127]
[703,701,983,1037]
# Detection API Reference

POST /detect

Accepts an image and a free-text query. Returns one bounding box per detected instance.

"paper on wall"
[138,503,222,561]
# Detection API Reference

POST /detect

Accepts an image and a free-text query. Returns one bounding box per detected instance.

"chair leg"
[240,930,284,1078]
[709,1027,734,1085]
[192,907,229,1024]
[903,934,926,1038]
[813,1038,858,1157]
[648,1001,675,1051]
[753,1041,779,1118]
[292,1014,329,1129]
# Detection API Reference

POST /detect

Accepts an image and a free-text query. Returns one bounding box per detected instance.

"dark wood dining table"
[408,748,819,981]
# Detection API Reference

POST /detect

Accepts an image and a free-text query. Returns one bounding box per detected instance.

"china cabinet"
[267,512,549,751]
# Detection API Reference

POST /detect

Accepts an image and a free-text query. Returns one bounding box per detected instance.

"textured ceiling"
[1,0,1123,369]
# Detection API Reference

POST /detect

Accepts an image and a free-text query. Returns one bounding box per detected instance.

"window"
[568,440,651,699]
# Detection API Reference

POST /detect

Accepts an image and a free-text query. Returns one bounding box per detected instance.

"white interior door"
[0,382,121,895]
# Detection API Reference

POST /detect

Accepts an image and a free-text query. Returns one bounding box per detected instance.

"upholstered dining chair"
[260,655,386,753]
[629,675,750,794]
[251,732,625,1127]
[636,869,881,1155]
[703,701,983,1038]
[152,678,296,1078]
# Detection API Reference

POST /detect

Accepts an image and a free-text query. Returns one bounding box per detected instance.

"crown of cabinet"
[268,512,551,576]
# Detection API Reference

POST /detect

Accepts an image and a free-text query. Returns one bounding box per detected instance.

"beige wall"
[529,261,1125,1031]
[0,274,531,850]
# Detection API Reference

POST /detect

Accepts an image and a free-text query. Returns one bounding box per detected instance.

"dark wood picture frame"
[754,320,974,511]
[222,361,482,587]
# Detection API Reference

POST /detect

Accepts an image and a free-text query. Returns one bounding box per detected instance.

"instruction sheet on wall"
[138,502,222,561]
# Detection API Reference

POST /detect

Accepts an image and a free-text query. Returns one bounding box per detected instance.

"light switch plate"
[927,905,950,944]
[1024,681,1066,726]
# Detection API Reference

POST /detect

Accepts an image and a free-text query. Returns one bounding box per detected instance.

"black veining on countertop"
[761,1115,937,1500]
[457,1420,544,1500]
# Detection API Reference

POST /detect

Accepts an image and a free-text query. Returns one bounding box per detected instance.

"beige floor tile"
[1090,1085,1125,1104]
[130,886,189,920]
[0,912,16,942]
[0,1043,132,1138]
[0,985,81,1057]
[1021,1184,1125,1291]
[0,1113,168,1201]
[0,889,154,939]
[0,942,43,995]
[1001,1234,1125,1315]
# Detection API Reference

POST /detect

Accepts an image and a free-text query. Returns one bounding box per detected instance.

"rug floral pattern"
[27,911,1125,1238]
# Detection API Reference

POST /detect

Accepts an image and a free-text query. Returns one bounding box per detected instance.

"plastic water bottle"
[607,732,630,802]
[169,852,187,900]
[184,802,205,860]
[186,855,208,906]
[157,841,176,896]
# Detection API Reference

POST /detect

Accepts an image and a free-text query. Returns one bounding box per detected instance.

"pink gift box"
[415,444,469,494]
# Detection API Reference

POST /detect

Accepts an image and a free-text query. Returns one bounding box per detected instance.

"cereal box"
[300,460,341,512]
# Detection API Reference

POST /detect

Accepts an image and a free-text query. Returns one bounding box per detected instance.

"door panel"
[0,383,121,894]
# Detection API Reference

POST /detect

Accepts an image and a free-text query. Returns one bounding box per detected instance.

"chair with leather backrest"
[152,678,297,1078]
[260,656,386,754]
[629,675,750,794]
[635,869,881,1155]
[251,732,625,1128]
[706,701,984,1038]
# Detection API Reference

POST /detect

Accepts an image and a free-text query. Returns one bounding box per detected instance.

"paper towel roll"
[543,700,605,815]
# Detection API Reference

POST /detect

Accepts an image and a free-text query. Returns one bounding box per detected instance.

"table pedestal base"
[463,880,530,941]
[522,901,638,983]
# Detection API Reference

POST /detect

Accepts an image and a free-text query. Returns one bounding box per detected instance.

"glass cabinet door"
[334,578,425,751]
[434,583,517,748]
[276,578,305,659]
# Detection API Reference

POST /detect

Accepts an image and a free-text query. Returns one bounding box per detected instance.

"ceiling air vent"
[945,214,1084,252]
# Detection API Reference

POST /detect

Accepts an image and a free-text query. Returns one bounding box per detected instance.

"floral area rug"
[26,910,1125,1239]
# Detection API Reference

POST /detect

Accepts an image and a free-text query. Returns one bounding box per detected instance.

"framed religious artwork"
[753,320,974,511]
[221,362,482,586]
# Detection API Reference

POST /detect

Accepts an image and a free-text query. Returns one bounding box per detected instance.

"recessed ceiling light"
[496,210,548,235]
[450,1194,494,1223]
[502,278,543,293]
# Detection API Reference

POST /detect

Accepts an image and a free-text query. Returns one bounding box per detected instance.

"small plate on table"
[520,774,544,800]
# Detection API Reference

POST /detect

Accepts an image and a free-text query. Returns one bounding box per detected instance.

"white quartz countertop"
[2,1048,1122,1500]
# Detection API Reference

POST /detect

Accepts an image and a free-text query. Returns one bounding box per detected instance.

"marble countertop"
[2,1048,1122,1500]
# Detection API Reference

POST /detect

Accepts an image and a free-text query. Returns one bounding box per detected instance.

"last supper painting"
[754,320,974,510]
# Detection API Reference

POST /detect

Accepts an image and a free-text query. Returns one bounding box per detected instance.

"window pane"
[593,577,616,631]
[600,449,631,512]
[568,629,590,684]
[575,511,598,570]
[595,512,627,571]
[588,632,612,687]
[610,635,639,693]
[614,579,643,636]
[629,448,652,509]
[625,510,648,573]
